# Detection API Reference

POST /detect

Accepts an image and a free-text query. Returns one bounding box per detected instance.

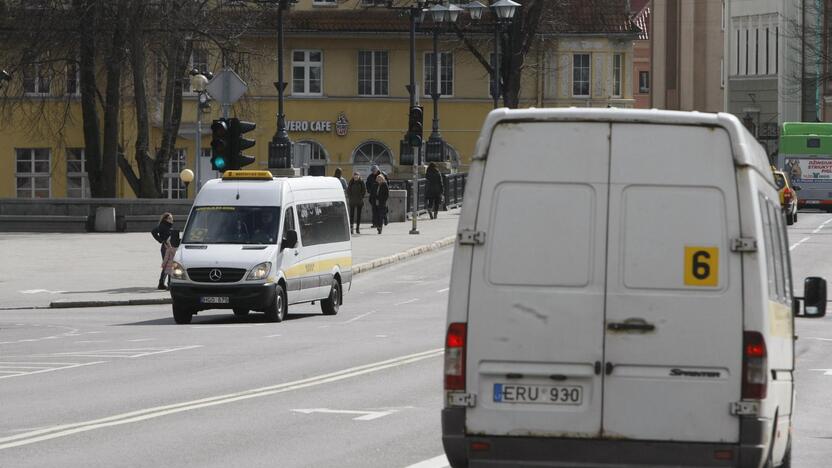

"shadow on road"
[117,312,322,326]
[60,287,162,295]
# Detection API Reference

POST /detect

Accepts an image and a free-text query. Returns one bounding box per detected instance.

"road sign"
[205,69,248,107]
[291,408,397,421]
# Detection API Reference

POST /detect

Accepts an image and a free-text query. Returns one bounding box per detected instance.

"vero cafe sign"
[286,113,349,136]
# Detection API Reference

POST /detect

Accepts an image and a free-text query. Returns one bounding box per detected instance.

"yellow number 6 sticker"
[684,247,719,287]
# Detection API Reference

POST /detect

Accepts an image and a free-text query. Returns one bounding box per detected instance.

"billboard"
[785,158,832,184]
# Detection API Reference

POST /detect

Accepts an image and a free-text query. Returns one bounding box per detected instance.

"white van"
[442,109,827,468]
[169,171,351,324]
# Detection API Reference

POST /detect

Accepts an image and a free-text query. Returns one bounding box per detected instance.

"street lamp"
[268,0,298,171]
[179,168,194,199]
[426,2,462,163]
[464,0,519,108]
[189,69,212,191]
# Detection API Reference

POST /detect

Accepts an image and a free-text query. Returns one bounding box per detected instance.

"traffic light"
[400,140,414,166]
[407,106,423,148]
[210,119,230,172]
[228,118,256,170]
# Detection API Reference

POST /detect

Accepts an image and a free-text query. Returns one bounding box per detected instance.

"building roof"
[275,1,640,37]
[632,2,650,40]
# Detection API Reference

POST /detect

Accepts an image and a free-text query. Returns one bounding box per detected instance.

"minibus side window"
[765,200,786,302]
[759,194,778,301]
[297,201,350,246]
[773,204,793,302]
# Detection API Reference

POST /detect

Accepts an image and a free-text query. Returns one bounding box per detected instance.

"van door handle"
[607,318,655,332]
[294,250,299,256]
[605,363,614,375]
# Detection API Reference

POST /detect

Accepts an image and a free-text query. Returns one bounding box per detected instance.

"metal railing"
[388,172,467,214]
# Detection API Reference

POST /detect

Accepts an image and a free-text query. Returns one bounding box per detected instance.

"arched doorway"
[297,140,328,176]
[352,141,393,177]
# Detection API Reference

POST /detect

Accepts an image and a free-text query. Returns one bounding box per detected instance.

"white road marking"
[436,288,449,293]
[394,299,419,306]
[44,346,202,359]
[0,348,443,450]
[804,337,832,342]
[265,334,282,338]
[790,237,811,251]
[190,324,267,329]
[812,218,832,234]
[0,361,106,380]
[405,454,450,468]
[291,408,397,421]
[377,291,393,295]
[18,289,67,295]
[809,369,832,376]
[74,340,109,344]
[376,335,388,338]
[128,339,155,342]
[342,312,374,324]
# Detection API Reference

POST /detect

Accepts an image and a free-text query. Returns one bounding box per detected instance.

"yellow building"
[0,0,640,200]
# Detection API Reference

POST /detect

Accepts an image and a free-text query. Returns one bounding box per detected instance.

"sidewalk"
[0,209,460,310]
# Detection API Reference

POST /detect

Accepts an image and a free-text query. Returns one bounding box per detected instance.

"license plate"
[200,296,229,304]
[806,200,820,205]
[493,383,582,405]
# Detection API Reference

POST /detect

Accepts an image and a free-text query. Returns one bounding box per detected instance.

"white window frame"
[292,49,323,96]
[183,47,209,94]
[15,148,51,198]
[358,50,389,97]
[423,51,454,97]
[572,54,591,97]
[638,70,650,94]
[66,147,90,198]
[161,149,187,199]
[23,62,51,96]
[612,53,623,98]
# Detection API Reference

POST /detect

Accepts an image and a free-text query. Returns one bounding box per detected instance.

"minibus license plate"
[201,297,229,304]
[493,383,582,405]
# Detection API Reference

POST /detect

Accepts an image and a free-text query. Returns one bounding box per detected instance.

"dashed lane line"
[791,217,832,251]
[436,288,449,293]
[405,454,450,468]
[0,348,443,450]
[394,299,419,306]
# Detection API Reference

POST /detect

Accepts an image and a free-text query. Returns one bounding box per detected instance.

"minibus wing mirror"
[281,230,298,250]
[796,277,827,318]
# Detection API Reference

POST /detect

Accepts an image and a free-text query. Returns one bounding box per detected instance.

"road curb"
[44,235,457,309]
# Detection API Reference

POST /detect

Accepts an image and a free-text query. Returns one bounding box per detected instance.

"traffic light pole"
[409,6,419,235]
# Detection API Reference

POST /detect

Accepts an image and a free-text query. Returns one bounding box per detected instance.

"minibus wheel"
[172,305,193,324]
[321,279,341,316]
[265,284,287,323]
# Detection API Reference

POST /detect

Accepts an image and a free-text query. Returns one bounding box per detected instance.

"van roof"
[195,176,344,206]
[475,108,771,176]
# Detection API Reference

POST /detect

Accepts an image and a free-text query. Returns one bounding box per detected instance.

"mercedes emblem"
[208,269,223,281]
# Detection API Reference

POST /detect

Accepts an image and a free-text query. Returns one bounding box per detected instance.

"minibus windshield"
[182,206,281,245]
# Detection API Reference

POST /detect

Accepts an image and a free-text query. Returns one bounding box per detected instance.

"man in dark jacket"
[347,172,366,234]
[366,165,388,227]
[425,162,444,219]
[151,212,174,289]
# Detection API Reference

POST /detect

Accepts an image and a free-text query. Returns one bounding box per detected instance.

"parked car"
[773,169,799,225]
[443,108,828,468]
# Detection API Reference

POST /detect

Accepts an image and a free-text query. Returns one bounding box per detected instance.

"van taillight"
[742,332,768,399]
[444,323,467,391]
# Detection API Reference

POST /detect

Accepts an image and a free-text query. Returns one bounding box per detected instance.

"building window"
[161,149,187,199]
[184,48,209,93]
[66,148,90,198]
[424,52,454,97]
[639,71,650,93]
[66,61,79,95]
[298,140,328,176]
[358,51,388,96]
[612,54,623,97]
[572,54,590,97]
[736,29,740,75]
[745,29,749,75]
[22,62,50,95]
[313,0,336,4]
[352,141,393,176]
[16,148,51,198]
[775,26,779,74]
[755,29,759,75]
[766,28,770,74]
[292,50,323,95]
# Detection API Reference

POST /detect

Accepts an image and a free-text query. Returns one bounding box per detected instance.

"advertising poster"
[785,158,832,184]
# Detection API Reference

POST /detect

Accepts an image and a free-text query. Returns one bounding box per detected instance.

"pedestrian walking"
[366,165,388,228]
[333,167,348,190]
[373,174,389,234]
[425,162,444,220]
[347,171,366,234]
[151,212,174,290]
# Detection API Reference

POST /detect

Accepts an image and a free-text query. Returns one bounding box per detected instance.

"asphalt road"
[2,213,832,468]
[0,248,452,468]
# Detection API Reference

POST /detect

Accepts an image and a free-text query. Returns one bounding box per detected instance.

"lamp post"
[189,69,212,191]
[425,3,462,163]
[179,168,194,199]
[464,0,519,108]
[268,0,297,171]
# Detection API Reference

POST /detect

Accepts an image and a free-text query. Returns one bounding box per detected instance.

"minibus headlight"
[247,262,272,281]
[170,261,187,280]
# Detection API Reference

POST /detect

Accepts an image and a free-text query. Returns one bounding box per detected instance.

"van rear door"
[601,123,742,443]
[465,122,610,437]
